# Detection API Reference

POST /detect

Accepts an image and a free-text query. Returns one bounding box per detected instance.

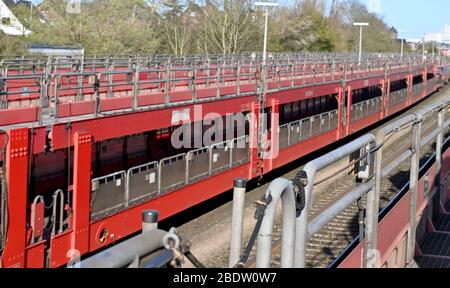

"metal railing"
[90,136,250,221]
[78,210,182,268]
[0,53,437,126]
[238,94,450,268]
[279,110,338,150]
[351,97,381,122]
[389,88,408,107]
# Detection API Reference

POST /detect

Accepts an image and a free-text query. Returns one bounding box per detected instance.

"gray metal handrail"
[256,179,297,268]
[293,94,450,268]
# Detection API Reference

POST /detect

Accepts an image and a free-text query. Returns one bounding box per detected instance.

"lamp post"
[255,2,279,66]
[422,34,426,59]
[254,1,279,159]
[354,22,370,66]
[398,30,408,61]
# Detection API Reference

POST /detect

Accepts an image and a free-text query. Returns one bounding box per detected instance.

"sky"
[360,0,450,40]
[26,0,450,40]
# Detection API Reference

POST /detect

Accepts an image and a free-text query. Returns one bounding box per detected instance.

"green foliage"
[0,31,28,55]
[2,0,405,56]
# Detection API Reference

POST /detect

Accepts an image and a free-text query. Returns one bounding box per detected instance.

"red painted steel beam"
[249,102,261,180]
[70,132,93,258]
[47,163,251,267]
[2,128,29,268]
[337,87,344,139]
[346,86,352,137]
[266,98,280,172]
[46,92,436,268]
[50,96,254,150]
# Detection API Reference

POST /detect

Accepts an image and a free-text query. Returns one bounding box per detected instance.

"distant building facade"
[29,44,85,57]
[425,25,450,44]
[0,0,31,35]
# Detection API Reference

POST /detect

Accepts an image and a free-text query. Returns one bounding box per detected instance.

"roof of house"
[0,0,32,36]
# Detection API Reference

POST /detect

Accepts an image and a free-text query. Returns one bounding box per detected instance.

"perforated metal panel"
[311,115,321,137]
[159,154,187,194]
[330,111,338,130]
[211,141,232,174]
[127,162,159,206]
[290,121,301,145]
[91,171,126,220]
[301,118,311,141]
[187,148,211,183]
[232,137,250,166]
[321,113,330,132]
[279,124,289,150]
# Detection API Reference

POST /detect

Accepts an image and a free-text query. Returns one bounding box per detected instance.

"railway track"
[245,103,447,268]
[174,85,450,269]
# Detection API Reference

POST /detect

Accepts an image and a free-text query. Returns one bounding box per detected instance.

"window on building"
[1,18,11,26]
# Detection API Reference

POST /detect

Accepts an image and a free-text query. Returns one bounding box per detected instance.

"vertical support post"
[77,60,83,101]
[164,63,170,106]
[132,63,140,111]
[93,74,100,118]
[71,132,93,259]
[302,59,306,86]
[337,87,344,139]
[107,58,113,98]
[332,60,336,81]
[236,61,241,96]
[39,67,49,125]
[435,108,444,216]
[364,130,384,268]
[229,179,247,268]
[406,118,422,265]
[53,76,60,119]
[386,79,391,114]
[407,74,412,105]
[267,98,279,172]
[346,86,352,136]
[380,79,386,118]
[2,128,29,268]
[192,67,197,102]
[142,210,159,233]
[249,102,261,180]
[422,68,428,98]
[216,67,221,99]
[290,62,295,87]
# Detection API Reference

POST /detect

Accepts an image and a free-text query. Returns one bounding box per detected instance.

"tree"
[160,0,196,56]
[200,0,259,55]
[30,0,160,55]
[1,0,405,56]
[0,31,28,55]
[275,0,336,52]
[340,0,400,53]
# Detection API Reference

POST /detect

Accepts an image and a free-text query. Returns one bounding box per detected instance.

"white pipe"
[256,178,296,268]
[229,179,247,268]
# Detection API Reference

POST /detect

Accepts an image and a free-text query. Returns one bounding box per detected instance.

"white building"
[424,25,450,44]
[0,0,31,36]
[29,44,85,57]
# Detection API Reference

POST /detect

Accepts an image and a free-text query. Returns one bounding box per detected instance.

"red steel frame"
[0,63,443,268]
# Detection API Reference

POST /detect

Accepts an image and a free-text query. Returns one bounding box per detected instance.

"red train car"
[0,53,446,267]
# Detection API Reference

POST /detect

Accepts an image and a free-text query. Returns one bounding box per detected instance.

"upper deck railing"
[0,53,441,128]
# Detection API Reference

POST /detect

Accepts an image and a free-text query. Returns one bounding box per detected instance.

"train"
[0,53,449,268]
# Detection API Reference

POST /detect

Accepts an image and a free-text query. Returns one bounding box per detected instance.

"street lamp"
[255,1,279,66]
[254,1,279,159]
[354,22,370,66]
[422,34,426,59]
[398,30,408,61]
